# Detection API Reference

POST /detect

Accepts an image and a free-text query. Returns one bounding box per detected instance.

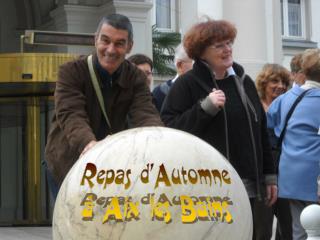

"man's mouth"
[104,53,118,61]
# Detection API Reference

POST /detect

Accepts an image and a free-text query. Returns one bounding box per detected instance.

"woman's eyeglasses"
[209,40,233,51]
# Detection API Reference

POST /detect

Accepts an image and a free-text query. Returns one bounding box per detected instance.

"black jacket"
[161,60,275,192]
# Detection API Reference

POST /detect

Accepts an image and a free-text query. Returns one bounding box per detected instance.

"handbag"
[272,88,311,164]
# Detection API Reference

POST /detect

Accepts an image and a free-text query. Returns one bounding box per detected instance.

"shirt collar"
[301,80,320,90]
[213,66,236,78]
[171,74,179,84]
[226,67,236,77]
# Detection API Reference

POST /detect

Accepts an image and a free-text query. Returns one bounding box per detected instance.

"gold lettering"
[80,163,97,188]
[180,195,197,223]
[102,197,123,223]
[154,164,171,189]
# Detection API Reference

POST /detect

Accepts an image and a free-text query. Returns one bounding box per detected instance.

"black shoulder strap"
[277,88,311,148]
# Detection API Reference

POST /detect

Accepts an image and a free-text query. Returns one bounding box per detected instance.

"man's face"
[95,23,133,74]
[177,59,193,75]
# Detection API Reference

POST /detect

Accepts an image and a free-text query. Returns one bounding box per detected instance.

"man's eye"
[115,42,126,48]
[102,38,110,44]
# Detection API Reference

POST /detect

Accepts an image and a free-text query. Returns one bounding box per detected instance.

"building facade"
[1,0,319,76]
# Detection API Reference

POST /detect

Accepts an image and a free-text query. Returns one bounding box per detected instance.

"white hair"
[174,44,190,66]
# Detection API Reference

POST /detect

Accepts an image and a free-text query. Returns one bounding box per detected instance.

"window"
[281,0,306,38]
[155,0,175,31]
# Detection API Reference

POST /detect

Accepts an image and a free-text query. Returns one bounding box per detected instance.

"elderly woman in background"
[161,18,277,240]
[256,64,292,240]
[256,64,291,111]
[267,48,320,240]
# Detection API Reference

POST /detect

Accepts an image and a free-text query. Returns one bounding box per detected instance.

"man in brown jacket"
[45,14,162,198]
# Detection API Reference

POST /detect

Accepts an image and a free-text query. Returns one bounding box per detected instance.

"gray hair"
[174,44,190,66]
[301,48,320,82]
[96,14,133,42]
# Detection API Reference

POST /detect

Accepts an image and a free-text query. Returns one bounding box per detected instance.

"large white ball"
[53,127,252,240]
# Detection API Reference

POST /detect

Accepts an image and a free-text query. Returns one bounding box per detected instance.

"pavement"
[0,227,52,240]
[0,219,277,240]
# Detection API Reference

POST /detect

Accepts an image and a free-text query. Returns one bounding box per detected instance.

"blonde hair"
[256,63,291,100]
[301,48,320,82]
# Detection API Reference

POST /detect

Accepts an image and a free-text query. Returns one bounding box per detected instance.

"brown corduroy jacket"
[45,54,162,185]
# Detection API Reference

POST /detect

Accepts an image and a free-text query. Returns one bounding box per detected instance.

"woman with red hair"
[161,19,277,239]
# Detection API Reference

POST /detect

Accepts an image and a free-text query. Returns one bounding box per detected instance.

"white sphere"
[301,204,320,231]
[53,127,252,240]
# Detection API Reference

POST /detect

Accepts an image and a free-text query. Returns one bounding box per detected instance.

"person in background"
[128,53,153,88]
[45,14,162,199]
[256,64,291,111]
[290,53,306,87]
[256,63,292,240]
[161,18,277,240]
[152,43,193,112]
[267,48,320,240]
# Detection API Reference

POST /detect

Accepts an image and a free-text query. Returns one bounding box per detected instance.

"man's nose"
[106,43,116,53]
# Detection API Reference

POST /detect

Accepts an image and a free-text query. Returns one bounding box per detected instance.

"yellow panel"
[0,53,77,83]
[26,97,41,223]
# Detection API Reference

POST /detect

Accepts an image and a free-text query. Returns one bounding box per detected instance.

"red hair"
[183,19,237,60]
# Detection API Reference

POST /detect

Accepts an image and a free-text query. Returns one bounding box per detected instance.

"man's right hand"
[80,140,97,157]
[208,88,226,109]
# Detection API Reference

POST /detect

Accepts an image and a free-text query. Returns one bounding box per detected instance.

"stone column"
[198,0,222,20]
[179,0,198,35]
[50,4,99,54]
[222,0,282,79]
[266,0,283,65]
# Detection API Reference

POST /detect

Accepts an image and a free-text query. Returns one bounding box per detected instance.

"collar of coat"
[193,59,245,80]
[292,83,320,97]
[191,59,246,90]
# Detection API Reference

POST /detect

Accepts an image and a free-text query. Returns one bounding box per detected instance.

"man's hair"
[127,54,153,70]
[301,48,320,82]
[290,53,303,73]
[96,14,133,42]
[174,44,190,65]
